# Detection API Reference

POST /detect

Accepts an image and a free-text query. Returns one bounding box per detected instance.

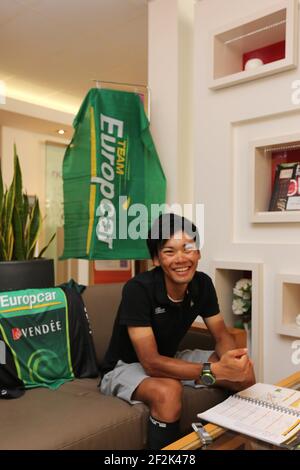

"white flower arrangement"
[232,278,252,326]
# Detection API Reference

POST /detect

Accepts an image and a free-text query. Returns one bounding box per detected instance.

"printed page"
[237,383,300,411]
[198,390,300,446]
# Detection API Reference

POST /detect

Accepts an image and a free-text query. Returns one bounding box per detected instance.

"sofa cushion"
[0,376,229,449]
[0,378,148,450]
[178,328,215,351]
[82,284,124,365]
[180,385,230,435]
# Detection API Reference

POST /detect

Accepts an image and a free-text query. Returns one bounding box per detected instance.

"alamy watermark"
[94,199,205,250]
[0,340,5,365]
[291,340,300,365]
[291,80,300,105]
[0,80,6,105]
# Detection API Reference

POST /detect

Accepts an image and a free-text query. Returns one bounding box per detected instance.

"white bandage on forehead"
[184,242,197,250]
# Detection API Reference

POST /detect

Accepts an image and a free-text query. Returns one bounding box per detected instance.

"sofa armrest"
[178,322,246,352]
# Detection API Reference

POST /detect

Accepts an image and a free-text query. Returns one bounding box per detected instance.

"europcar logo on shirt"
[12,328,22,341]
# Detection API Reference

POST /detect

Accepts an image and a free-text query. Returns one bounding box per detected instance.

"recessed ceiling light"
[57,129,65,135]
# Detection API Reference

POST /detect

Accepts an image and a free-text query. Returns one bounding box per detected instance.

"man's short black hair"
[147,213,200,260]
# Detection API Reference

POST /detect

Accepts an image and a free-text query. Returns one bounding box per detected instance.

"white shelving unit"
[211,260,263,380]
[249,133,300,223]
[276,274,300,337]
[209,0,298,90]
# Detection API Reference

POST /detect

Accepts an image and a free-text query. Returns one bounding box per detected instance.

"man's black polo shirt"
[101,267,219,375]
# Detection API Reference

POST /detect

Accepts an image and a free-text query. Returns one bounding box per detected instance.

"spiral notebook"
[198,383,300,448]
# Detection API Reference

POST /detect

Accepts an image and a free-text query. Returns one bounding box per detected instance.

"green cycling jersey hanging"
[62,88,166,260]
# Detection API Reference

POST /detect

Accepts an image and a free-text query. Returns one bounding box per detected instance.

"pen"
[282,430,300,449]
[282,419,300,437]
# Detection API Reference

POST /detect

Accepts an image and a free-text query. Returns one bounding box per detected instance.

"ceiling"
[0,0,148,116]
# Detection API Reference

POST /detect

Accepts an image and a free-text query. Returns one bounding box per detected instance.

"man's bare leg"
[132,377,183,449]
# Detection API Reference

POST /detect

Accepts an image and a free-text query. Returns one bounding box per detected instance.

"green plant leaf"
[13,145,23,211]
[12,207,25,260]
[22,193,29,231]
[7,224,14,260]
[38,232,56,258]
[0,233,8,261]
[0,146,55,262]
[0,187,7,261]
[26,199,41,259]
[3,181,15,256]
[0,164,4,220]
[0,168,4,260]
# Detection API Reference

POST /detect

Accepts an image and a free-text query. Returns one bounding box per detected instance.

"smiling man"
[100,213,255,449]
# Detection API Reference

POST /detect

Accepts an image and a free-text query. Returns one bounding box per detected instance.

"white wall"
[194,0,300,382]
[148,0,194,205]
[3,97,75,125]
[1,126,68,214]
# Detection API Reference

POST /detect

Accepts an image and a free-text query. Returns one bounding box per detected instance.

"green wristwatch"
[200,362,216,386]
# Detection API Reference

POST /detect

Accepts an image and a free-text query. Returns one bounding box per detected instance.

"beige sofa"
[0,283,229,450]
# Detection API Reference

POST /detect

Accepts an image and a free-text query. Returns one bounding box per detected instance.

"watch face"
[201,372,215,386]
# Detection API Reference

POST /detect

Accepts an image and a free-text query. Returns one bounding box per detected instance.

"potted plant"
[0,145,55,291]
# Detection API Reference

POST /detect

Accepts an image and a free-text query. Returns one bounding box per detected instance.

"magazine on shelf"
[268,162,300,211]
[198,383,300,448]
